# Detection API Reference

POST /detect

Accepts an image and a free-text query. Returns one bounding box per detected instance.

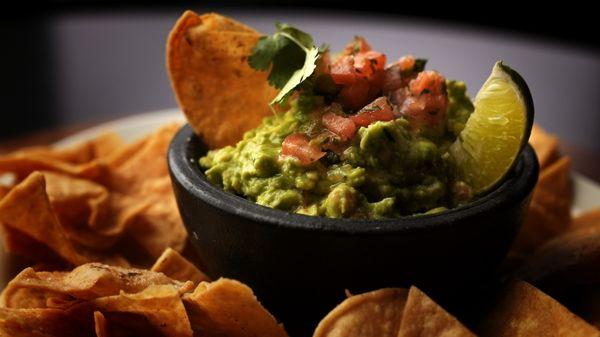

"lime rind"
[450,61,534,195]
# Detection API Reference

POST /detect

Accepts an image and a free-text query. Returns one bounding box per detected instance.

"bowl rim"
[168,124,539,234]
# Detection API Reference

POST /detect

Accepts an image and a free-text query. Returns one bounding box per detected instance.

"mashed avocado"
[200,80,474,219]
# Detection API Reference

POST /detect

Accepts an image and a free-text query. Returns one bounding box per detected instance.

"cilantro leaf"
[248,23,321,106]
[271,47,319,105]
[414,59,427,73]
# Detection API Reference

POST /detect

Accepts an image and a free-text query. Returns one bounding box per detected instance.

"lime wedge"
[449,61,534,195]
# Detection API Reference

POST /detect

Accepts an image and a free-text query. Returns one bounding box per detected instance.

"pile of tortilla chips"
[0,124,187,268]
[513,125,574,252]
[0,248,289,337]
[313,278,600,337]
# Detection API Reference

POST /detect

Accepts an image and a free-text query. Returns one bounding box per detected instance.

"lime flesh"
[449,61,534,195]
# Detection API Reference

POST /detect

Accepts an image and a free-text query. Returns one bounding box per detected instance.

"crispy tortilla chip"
[0,155,103,183]
[518,220,600,285]
[0,125,187,268]
[151,248,210,284]
[43,171,128,250]
[313,288,408,337]
[1,264,193,308]
[572,208,600,229]
[106,124,178,192]
[0,172,116,266]
[529,124,561,170]
[94,311,109,337]
[0,133,124,184]
[92,284,193,337]
[0,307,85,337]
[167,11,276,148]
[183,278,288,337]
[514,156,572,252]
[122,178,187,260]
[478,280,600,337]
[397,286,476,337]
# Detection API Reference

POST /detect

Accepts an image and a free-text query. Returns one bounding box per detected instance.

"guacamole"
[200,37,476,219]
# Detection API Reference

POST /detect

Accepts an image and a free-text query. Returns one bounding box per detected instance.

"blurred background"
[1,1,599,177]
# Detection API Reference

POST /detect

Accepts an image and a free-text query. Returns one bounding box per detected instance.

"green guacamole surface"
[200,81,475,219]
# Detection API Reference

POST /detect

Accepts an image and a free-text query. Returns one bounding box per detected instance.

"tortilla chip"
[1,263,193,308]
[121,178,187,260]
[0,125,187,268]
[93,311,109,337]
[397,286,476,337]
[0,172,115,266]
[167,11,276,148]
[478,280,600,337]
[151,248,210,284]
[514,156,572,252]
[0,133,124,185]
[518,220,600,286]
[92,284,193,337]
[0,307,84,337]
[313,288,408,337]
[572,208,600,229]
[529,124,561,170]
[0,155,103,184]
[183,278,288,337]
[105,124,178,192]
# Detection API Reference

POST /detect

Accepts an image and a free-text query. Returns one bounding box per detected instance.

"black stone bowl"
[168,124,538,335]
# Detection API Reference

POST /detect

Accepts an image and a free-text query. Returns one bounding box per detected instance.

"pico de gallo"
[200,35,475,218]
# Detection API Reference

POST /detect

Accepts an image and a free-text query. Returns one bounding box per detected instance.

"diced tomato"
[397,55,416,73]
[343,36,372,55]
[354,51,386,78]
[281,133,325,166]
[322,112,357,141]
[409,70,446,96]
[330,56,358,85]
[337,77,371,110]
[401,75,448,133]
[382,64,403,93]
[350,97,395,127]
[367,68,385,98]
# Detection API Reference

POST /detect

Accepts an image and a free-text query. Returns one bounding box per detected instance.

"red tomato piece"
[343,36,372,55]
[337,77,371,110]
[281,133,325,166]
[409,70,446,96]
[354,51,386,77]
[350,97,395,127]
[322,112,357,141]
[330,55,358,85]
[397,55,416,73]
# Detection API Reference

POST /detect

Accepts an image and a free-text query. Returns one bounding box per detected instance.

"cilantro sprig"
[248,23,323,106]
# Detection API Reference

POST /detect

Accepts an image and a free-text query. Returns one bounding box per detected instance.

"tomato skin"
[409,70,446,96]
[281,133,325,166]
[397,55,416,73]
[331,38,388,110]
[354,51,386,77]
[401,71,448,132]
[350,96,395,127]
[337,77,371,110]
[330,56,358,85]
[322,112,357,141]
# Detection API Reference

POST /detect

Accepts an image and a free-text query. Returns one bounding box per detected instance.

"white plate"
[1,109,599,287]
